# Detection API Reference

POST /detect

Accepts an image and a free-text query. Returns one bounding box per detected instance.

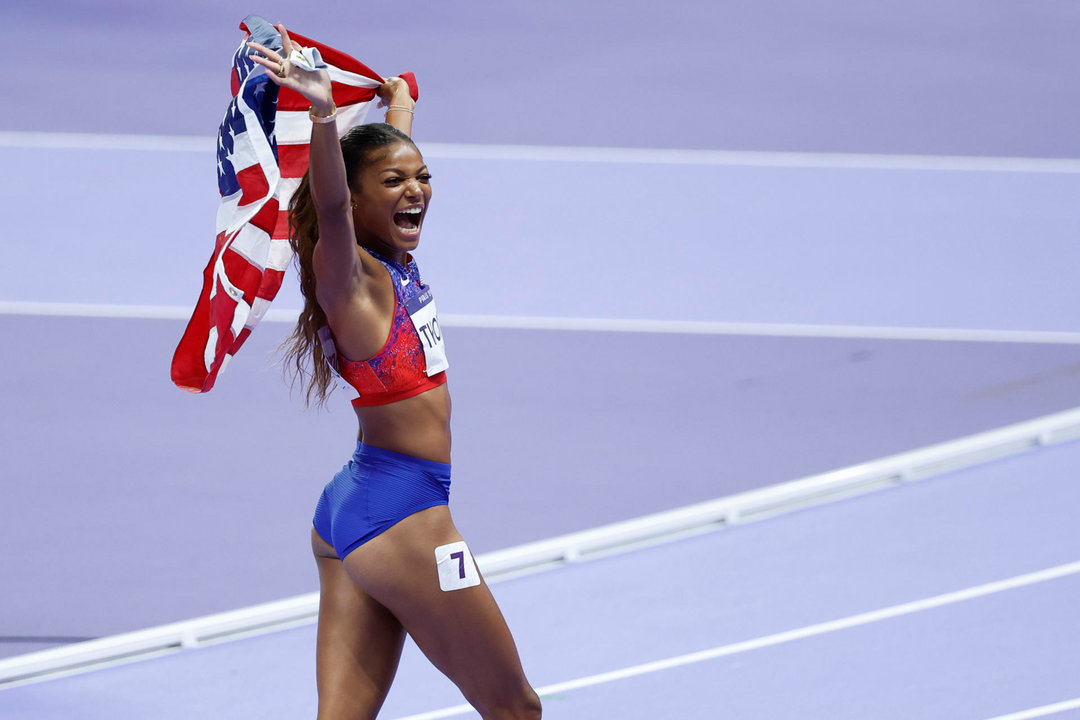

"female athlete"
[248,24,541,720]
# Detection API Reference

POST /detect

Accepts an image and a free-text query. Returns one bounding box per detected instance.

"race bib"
[405,286,449,376]
[435,541,481,592]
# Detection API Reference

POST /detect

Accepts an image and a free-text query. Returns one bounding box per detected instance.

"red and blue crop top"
[320,252,448,407]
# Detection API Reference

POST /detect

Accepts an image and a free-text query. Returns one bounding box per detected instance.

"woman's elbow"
[314,199,352,222]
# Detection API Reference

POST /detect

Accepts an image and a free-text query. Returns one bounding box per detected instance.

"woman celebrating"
[248,24,541,720]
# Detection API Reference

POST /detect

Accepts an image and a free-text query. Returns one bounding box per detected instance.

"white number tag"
[405,287,449,376]
[435,541,481,592]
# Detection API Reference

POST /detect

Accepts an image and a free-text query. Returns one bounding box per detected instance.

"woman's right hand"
[377,76,414,108]
[247,23,335,116]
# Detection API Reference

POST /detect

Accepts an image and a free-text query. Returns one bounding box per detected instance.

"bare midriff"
[353,383,452,464]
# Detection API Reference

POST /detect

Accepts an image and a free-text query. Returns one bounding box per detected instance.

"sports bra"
[320,251,448,407]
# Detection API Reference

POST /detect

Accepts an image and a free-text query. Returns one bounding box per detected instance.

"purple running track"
[3,432,1077,719]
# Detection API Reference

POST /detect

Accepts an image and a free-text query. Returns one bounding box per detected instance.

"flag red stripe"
[171,247,220,392]
[221,250,265,305]
[248,198,279,236]
[231,327,253,353]
[278,83,377,111]
[273,209,291,240]
[256,268,285,300]
[278,144,308,178]
[235,165,269,206]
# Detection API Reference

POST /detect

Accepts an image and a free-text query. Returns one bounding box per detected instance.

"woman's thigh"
[341,506,536,713]
[312,529,407,720]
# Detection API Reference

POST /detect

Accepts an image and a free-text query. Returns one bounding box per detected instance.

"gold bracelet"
[387,105,415,115]
[309,104,338,124]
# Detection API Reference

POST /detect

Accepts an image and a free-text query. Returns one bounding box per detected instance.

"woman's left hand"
[377,76,415,109]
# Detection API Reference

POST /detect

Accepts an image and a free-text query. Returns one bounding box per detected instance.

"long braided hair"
[280,122,416,407]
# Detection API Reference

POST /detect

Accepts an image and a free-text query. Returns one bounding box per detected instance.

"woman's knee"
[467,681,542,720]
[517,686,543,720]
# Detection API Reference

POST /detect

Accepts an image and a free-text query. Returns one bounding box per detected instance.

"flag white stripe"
[278,176,303,196]
[334,101,376,133]
[248,297,273,327]
[228,225,273,270]
[327,66,382,88]
[267,237,293,272]
[274,99,377,141]
[222,127,261,172]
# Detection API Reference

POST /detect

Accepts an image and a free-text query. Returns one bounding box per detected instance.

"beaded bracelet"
[387,105,415,115]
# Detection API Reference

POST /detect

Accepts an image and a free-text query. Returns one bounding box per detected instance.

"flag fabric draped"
[170,15,418,393]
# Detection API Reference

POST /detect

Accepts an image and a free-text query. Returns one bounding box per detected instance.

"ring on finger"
[276,60,287,78]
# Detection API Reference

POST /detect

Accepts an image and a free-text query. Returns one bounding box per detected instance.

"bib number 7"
[435,541,481,591]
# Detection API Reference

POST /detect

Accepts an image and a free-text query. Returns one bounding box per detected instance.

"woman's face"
[351,142,432,260]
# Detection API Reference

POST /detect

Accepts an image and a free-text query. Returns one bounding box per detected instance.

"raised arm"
[379,76,416,137]
[247,25,363,308]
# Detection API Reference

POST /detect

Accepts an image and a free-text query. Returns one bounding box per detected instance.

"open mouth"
[394,206,423,232]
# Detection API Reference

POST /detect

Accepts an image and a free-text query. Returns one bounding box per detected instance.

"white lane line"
[0,131,212,152]
[390,560,1080,720]
[424,143,1080,174]
[1,130,1078,173]
[444,314,1080,345]
[0,302,199,320]
[982,698,1080,720]
[2,301,1079,345]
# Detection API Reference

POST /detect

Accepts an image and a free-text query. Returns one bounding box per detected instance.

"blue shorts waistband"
[354,442,451,477]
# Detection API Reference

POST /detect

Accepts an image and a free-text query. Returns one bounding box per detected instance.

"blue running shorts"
[313,442,452,559]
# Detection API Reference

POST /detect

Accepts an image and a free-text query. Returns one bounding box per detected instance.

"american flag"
[171,15,417,392]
